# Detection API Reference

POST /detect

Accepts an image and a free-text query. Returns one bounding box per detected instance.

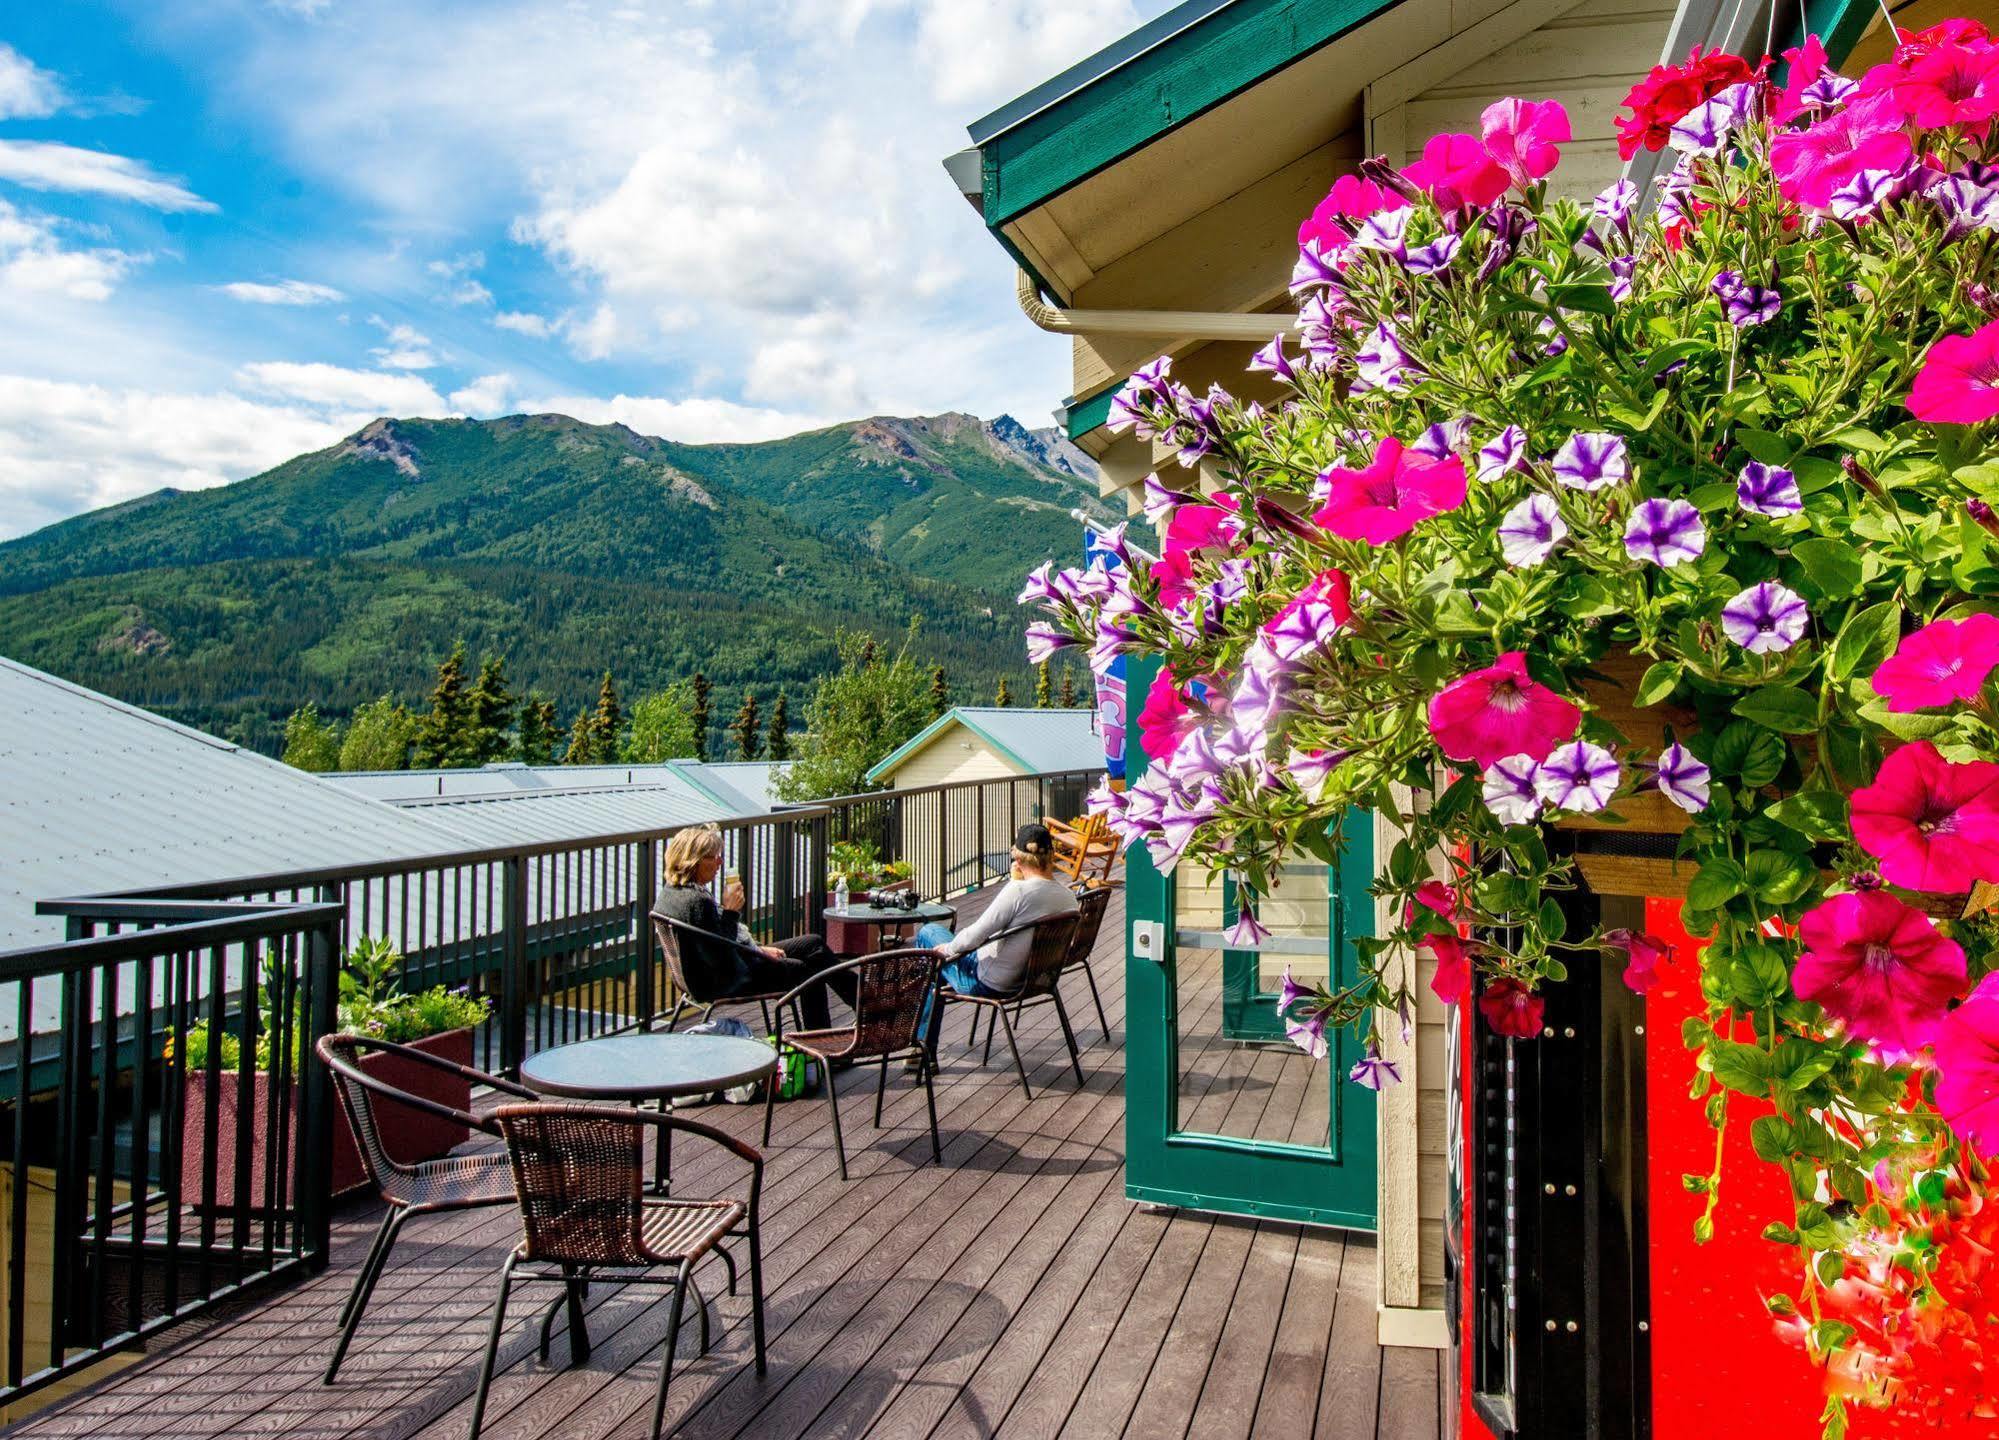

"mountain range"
[0,411,1111,754]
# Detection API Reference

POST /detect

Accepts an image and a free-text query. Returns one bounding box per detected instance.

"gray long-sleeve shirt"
[942,876,1079,992]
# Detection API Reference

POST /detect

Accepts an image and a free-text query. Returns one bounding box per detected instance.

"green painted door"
[1121,669,1378,1230]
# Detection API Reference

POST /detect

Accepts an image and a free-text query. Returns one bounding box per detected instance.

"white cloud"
[0,140,215,211]
[905,0,1142,105]
[493,310,551,337]
[448,372,515,415]
[237,360,447,414]
[0,199,136,301]
[426,251,491,305]
[517,389,834,443]
[219,278,345,305]
[0,43,65,120]
[366,318,438,370]
[0,374,370,538]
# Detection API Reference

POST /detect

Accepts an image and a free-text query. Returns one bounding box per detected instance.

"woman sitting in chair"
[912,823,1079,1056]
[650,825,853,1030]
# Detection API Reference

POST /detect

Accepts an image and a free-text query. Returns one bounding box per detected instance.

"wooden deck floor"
[9,885,1443,1440]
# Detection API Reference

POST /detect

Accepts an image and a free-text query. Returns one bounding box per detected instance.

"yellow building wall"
[0,1166,138,1426]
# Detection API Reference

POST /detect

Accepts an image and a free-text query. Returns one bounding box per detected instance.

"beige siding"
[880,736,1017,791]
[0,1167,137,1425]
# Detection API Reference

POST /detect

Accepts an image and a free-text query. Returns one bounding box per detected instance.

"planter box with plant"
[178,937,488,1203]
[1022,23,1999,1431]
[826,839,915,954]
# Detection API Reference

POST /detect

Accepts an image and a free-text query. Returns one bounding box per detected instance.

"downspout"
[1014,268,1298,342]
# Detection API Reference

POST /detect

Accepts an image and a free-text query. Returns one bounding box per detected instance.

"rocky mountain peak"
[338,418,422,479]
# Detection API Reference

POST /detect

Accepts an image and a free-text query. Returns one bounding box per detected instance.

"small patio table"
[823,900,957,956]
[516,1032,775,1365]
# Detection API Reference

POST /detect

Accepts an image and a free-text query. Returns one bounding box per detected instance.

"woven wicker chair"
[944,914,1084,1101]
[315,1034,535,1385]
[468,1104,766,1440]
[762,948,942,1181]
[651,915,801,1035]
[1059,884,1114,1041]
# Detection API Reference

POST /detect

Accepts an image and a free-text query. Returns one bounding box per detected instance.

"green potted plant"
[826,839,915,953]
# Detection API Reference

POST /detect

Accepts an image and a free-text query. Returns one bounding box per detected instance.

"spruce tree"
[1060,668,1077,708]
[691,672,712,762]
[590,671,623,759]
[516,690,558,765]
[414,640,472,767]
[466,654,515,764]
[994,675,1014,707]
[767,691,791,761]
[730,692,762,760]
[564,705,597,765]
[929,664,949,719]
[281,703,341,772]
[1034,662,1052,709]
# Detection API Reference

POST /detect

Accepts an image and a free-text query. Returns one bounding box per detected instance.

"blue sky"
[0,0,1170,538]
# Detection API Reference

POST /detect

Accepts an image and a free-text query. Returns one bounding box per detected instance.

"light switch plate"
[1131,919,1165,961]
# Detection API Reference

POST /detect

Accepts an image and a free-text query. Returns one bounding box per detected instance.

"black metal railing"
[0,767,1095,1408]
[0,898,340,1407]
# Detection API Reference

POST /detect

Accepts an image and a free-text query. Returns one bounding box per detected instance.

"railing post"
[297,905,340,1271]
[811,813,830,939]
[50,920,92,1352]
[772,822,796,941]
[976,784,987,887]
[636,839,657,1029]
[500,856,529,1074]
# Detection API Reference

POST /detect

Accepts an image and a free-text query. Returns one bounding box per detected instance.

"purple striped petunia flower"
[1286,746,1345,800]
[1404,233,1462,275]
[1354,321,1414,392]
[1249,334,1299,384]
[1534,740,1621,814]
[1668,82,1758,157]
[1226,897,1273,948]
[1351,206,1412,259]
[1736,462,1803,517]
[1498,494,1567,567]
[1609,255,1637,305]
[1089,621,1138,675]
[1025,623,1078,664]
[1349,1044,1403,1090]
[1142,473,1184,528]
[1290,242,1342,295]
[1650,741,1711,814]
[1553,431,1629,491]
[1726,284,1781,327]
[1593,179,1638,227]
[1623,497,1706,567]
[1721,581,1809,654]
[1482,753,1543,825]
[1476,425,1528,482]
[1802,72,1859,108]
[1413,415,1473,460]
[1832,168,1902,222]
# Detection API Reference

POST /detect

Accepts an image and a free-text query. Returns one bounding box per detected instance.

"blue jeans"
[914,923,1008,1053]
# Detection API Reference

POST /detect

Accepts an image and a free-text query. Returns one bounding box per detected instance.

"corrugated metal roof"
[678,761,789,815]
[329,761,786,814]
[381,785,734,847]
[0,656,467,952]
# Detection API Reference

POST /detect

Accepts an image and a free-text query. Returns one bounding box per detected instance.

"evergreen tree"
[929,664,949,719]
[590,671,623,758]
[564,705,597,765]
[767,691,791,761]
[339,695,417,771]
[622,681,700,762]
[1060,668,1077,709]
[1034,662,1052,709]
[994,675,1014,707]
[691,672,712,762]
[414,640,473,767]
[281,703,341,772]
[730,691,762,760]
[775,621,935,801]
[516,690,559,765]
[466,654,515,764]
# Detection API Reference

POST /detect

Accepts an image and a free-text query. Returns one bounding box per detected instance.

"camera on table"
[866,887,921,911]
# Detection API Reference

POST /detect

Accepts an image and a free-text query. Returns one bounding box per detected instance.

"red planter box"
[825,879,912,957]
[179,1027,476,1207]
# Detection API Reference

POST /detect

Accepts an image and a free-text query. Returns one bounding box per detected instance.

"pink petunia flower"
[1863,37,1999,126]
[1402,132,1510,211]
[1603,928,1671,995]
[1849,740,1999,893]
[1479,98,1571,190]
[1769,93,1913,212]
[1871,612,1999,711]
[1479,978,1545,1038]
[1428,651,1581,767]
[1769,34,1832,124]
[1908,319,1999,423]
[1424,932,1472,1006]
[1297,174,1409,260]
[1935,971,1999,1147]
[1312,436,1466,545]
[1792,890,1967,1060]
[1137,668,1202,762]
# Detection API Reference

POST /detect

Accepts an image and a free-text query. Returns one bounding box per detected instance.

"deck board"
[5,884,1441,1440]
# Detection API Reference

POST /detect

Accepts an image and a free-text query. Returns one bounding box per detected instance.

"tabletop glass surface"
[519,1032,777,1099]
[825,901,957,923]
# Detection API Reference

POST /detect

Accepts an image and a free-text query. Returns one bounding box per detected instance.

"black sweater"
[650,884,751,1000]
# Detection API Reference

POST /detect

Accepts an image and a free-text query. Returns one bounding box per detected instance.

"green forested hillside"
[0,413,1101,753]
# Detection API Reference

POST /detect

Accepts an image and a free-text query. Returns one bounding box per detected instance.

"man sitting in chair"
[651,824,853,1030]
[912,823,1079,1057]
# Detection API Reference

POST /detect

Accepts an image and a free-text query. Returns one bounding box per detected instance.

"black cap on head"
[1014,823,1054,857]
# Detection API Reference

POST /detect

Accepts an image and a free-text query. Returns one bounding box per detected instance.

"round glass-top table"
[824,900,956,956]
[520,1032,776,1101]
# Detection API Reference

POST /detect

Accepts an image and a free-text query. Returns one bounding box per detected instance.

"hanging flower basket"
[1018,20,1999,1433]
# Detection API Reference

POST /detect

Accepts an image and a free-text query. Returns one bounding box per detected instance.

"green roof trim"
[1788,0,1875,67]
[980,0,1407,229]
[1066,387,1119,442]
[866,708,1037,784]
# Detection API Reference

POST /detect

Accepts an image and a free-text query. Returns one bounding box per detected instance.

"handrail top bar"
[0,900,343,979]
[34,897,318,921]
[54,768,1101,905]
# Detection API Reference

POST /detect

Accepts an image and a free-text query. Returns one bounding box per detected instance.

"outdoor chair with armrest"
[1059,882,1114,1041]
[468,1103,767,1440]
[314,1033,537,1385]
[1049,813,1121,886]
[942,913,1085,1101]
[651,914,804,1035]
[761,947,943,1181]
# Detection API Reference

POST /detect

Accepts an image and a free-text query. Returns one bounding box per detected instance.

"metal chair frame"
[468,1104,767,1440]
[651,914,802,1035]
[763,948,943,1181]
[941,914,1085,1101]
